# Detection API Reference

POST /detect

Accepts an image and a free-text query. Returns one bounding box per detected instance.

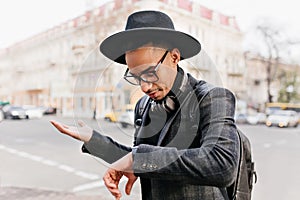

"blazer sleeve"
[81,101,142,164]
[82,130,132,164]
[132,87,240,188]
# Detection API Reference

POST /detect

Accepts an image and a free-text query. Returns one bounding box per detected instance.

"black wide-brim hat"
[100,10,201,65]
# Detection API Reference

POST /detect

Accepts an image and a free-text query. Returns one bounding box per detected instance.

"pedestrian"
[93,107,96,120]
[51,10,240,200]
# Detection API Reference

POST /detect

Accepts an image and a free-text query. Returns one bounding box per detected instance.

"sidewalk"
[0,186,110,200]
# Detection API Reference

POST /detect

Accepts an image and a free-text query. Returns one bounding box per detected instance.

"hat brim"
[100,28,201,65]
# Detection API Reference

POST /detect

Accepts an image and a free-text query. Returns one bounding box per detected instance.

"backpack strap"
[227,129,243,199]
[134,95,150,127]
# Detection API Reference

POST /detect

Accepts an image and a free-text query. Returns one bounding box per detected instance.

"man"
[51,10,240,200]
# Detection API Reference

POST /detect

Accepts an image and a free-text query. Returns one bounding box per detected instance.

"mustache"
[145,88,163,94]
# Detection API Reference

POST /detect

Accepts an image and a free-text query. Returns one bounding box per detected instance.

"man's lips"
[147,88,160,98]
[148,93,156,98]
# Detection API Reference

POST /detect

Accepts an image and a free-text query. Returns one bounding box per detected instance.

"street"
[0,116,300,200]
[238,123,300,200]
[0,116,140,199]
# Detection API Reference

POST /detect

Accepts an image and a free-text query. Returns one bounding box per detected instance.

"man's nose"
[140,81,153,92]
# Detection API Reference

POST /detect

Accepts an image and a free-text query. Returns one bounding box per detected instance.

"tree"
[256,23,282,103]
[246,18,299,103]
[278,70,299,103]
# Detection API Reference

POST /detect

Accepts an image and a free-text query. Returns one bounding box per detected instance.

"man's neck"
[167,65,184,97]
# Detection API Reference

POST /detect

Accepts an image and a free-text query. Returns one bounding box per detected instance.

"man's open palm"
[50,120,92,142]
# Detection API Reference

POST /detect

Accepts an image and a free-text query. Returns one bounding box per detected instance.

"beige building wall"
[245,52,300,111]
[0,0,246,118]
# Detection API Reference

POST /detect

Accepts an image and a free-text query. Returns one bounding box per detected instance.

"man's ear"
[170,48,181,64]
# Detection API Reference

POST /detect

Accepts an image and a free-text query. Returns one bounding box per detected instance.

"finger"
[50,120,59,127]
[78,120,86,127]
[114,192,122,200]
[115,194,121,200]
[103,178,121,199]
[62,124,70,129]
[50,120,68,131]
[103,173,118,189]
[103,170,124,198]
[104,180,118,189]
[105,184,121,199]
[50,120,64,131]
[125,177,137,195]
[109,187,122,197]
[50,120,82,140]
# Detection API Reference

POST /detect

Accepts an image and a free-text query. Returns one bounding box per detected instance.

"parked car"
[104,110,120,122]
[0,110,3,122]
[266,110,299,128]
[247,112,267,125]
[43,106,57,115]
[0,101,9,121]
[118,110,135,128]
[104,104,135,123]
[23,105,44,119]
[0,101,9,107]
[2,105,27,119]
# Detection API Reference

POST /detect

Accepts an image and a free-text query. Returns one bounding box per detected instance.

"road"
[238,123,300,200]
[0,116,299,200]
[0,116,140,199]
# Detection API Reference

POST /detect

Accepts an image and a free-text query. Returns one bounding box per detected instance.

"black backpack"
[227,128,257,200]
[135,94,257,200]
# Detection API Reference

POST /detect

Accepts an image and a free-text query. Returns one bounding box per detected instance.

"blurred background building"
[0,0,299,118]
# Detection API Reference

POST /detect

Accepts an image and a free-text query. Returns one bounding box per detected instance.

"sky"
[200,0,299,35]
[0,0,299,52]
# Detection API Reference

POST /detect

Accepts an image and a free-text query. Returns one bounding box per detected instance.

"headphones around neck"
[149,72,188,114]
[150,96,176,113]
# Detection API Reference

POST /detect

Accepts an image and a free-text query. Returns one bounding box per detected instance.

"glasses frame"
[123,50,169,86]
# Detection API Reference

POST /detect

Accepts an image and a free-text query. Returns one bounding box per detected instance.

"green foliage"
[277,71,299,103]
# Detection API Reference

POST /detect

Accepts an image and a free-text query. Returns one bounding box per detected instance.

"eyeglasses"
[123,50,168,86]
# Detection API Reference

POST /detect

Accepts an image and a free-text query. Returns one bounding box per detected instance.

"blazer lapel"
[157,91,193,146]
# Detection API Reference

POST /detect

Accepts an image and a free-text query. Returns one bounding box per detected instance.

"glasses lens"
[124,76,140,85]
[140,72,158,83]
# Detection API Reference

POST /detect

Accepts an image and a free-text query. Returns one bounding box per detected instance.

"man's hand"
[103,168,137,199]
[103,152,137,199]
[50,120,93,142]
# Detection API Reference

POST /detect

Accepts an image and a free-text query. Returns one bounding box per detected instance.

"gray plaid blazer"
[82,71,240,200]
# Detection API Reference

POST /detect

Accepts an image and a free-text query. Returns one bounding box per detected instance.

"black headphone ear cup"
[150,97,175,114]
[164,96,175,112]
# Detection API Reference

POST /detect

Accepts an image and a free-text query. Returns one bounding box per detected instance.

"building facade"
[245,52,300,111]
[0,0,246,118]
